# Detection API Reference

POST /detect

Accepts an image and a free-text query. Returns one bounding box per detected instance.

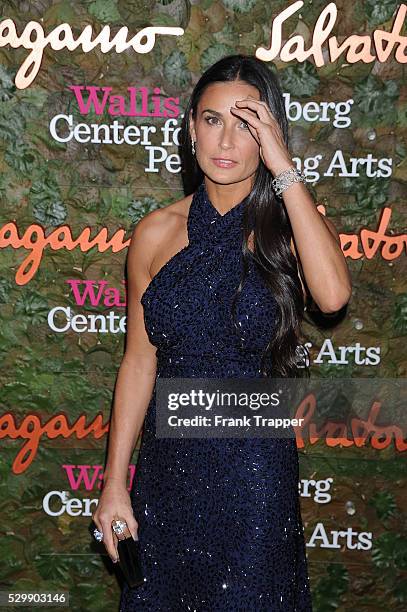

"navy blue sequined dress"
[119,180,312,611]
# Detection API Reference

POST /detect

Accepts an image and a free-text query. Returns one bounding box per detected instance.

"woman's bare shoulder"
[128,192,194,281]
[137,192,193,245]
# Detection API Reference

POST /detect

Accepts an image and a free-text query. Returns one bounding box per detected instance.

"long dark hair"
[179,54,310,378]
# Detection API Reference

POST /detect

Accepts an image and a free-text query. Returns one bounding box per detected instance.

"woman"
[93,54,351,611]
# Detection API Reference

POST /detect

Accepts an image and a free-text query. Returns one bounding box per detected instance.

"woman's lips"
[212,158,238,168]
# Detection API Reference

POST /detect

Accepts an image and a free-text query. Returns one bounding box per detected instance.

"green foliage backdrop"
[0,1,406,610]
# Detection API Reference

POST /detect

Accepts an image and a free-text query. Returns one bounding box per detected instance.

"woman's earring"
[191,139,195,155]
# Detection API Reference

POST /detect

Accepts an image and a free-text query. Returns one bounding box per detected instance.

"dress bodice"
[141,179,279,378]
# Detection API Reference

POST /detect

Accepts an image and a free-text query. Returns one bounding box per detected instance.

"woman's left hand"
[230,95,294,176]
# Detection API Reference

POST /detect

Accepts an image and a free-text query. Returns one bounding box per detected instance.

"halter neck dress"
[119,179,313,611]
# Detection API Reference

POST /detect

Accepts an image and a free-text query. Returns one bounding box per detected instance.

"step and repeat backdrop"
[0,1,406,610]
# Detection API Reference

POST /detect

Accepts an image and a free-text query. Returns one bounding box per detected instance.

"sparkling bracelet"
[272,167,306,197]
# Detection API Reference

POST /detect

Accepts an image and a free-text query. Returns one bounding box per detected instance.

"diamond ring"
[112,519,128,536]
[93,528,104,542]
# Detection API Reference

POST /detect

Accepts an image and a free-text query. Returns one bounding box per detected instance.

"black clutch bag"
[117,534,144,588]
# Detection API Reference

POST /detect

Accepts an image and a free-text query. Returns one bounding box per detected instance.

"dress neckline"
[187,179,250,246]
[201,179,249,219]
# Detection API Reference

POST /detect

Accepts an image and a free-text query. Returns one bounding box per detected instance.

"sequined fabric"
[119,180,313,611]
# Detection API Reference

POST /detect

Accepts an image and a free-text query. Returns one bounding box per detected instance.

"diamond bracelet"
[272,167,306,197]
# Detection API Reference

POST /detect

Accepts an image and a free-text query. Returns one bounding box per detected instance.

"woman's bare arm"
[283,180,352,313]
[92,209,175,562]
[102,216,158,488]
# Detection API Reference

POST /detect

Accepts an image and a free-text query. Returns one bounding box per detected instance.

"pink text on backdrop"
[68,85,179,117]
[68,280,127,308]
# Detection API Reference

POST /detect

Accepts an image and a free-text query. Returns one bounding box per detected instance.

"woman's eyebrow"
[201,108,223,116]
